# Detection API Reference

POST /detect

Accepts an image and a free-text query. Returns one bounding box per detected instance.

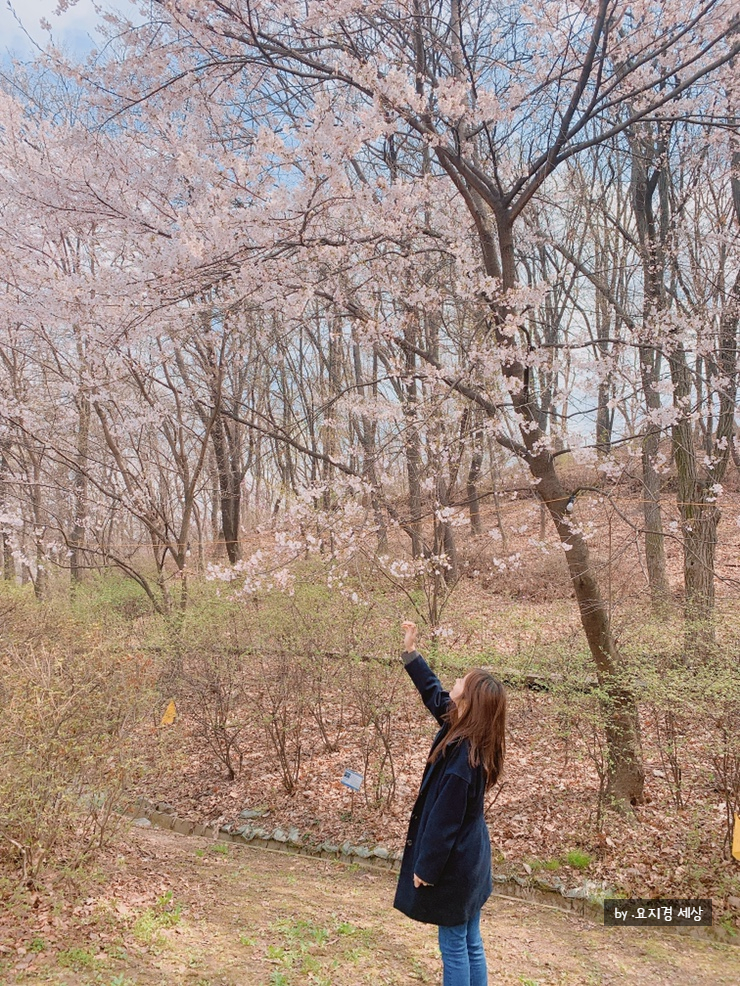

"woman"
[394,620,506,986]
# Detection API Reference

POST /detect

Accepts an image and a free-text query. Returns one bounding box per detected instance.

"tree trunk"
[191,335,245,565]
[594,286,614,451]
[641,413,669,609]
[466,422,484,537]
[352,338,388,551]
[0,450,14,580]
[2,533,12,581]
[531,452,645,802]
[497,209,644,803]
[629,125,670,608]
[595,381,613,452]
[670,349,717,658]
[403,323,424,559]
[433,471,458,583]
[682,505,720,654]
[70,391,90,585]
[211,412,243,564]
[31,452,47,600]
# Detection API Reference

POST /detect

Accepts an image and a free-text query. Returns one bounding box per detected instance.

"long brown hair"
[429,670,506,789]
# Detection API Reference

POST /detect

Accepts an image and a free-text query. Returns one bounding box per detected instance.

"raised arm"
[401,621,451,726]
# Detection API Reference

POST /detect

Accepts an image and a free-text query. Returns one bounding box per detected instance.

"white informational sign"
[341,769,363,792]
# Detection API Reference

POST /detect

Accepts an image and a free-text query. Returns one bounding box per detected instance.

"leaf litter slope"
[2,826,738,986]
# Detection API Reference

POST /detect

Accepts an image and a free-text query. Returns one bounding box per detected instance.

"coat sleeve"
[412,770,469,886]
[403,653,451,726]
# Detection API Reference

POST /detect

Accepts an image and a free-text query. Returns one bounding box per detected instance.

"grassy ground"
[2,825,738,986]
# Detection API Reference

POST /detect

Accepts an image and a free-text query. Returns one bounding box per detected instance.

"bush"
[350,658,403,810]
[182,646,249,780]
[258,651,308,795]
[0,641,157,885]
[627,629,740,860]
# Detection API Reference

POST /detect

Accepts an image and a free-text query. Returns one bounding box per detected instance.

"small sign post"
[340,769,363,819]
[341,769,363,792]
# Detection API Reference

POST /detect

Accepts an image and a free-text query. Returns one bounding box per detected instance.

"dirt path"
[3,826,738,986]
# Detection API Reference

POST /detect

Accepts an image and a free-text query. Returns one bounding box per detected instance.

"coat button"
[406,839,413,846]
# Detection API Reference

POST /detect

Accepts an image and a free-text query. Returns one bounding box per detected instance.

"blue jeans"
[437,910,487,986]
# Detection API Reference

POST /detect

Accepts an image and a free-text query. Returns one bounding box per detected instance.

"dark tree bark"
[69,390,90,585]
[629,123,670,608]
[670,268,739,656]
[352,335,388,551]
[210,411,244,564]
[0,448,14,580]
[403,322,424,560]
[466,415,484,537]
[184,324,250,566]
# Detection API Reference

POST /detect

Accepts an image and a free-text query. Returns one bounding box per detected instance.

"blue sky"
[1,0,133,58]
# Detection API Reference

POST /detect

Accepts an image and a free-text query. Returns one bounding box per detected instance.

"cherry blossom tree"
[122,0,737,801]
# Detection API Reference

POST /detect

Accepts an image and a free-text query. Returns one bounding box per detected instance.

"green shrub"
[563,850,592,869]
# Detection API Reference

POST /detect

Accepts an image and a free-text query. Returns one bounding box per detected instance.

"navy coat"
[393,653,492,927]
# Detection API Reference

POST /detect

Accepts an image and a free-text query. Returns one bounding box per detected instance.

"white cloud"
[1,0,135,57]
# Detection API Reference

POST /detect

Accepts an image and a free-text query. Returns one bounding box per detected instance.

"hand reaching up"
[402,620,418,654]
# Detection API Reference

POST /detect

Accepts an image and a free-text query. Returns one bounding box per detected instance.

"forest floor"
[1,824,738,986]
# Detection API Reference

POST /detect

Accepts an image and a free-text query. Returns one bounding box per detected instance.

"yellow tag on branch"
[733,814,740,861]
[161,699,177,726]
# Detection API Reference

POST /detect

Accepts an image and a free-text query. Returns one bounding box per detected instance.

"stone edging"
[129,800,738,947]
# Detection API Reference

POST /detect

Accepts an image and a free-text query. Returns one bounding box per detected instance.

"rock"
[341,841,353,856]
[172,818,195,836]
[321,842,339,854]
[563,886,589,899]
[149,810,173,829]
[372,847,390,859]
[133,817,152,828]
[239,808,269,820]
[235,825,253,839]
[353,846,372,858]
[252,827,269,840]
[287,827,301,846]
[563,880,605,901]
[271,828,288,843]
